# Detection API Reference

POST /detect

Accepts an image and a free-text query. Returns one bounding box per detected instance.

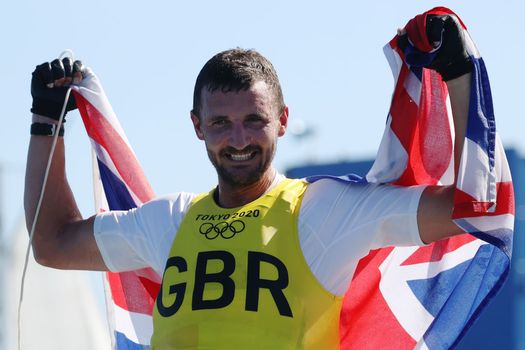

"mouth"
[223,147,259,162]
[226,150,257,161]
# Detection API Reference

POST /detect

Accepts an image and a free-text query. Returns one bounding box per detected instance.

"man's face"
[191,81,288,187]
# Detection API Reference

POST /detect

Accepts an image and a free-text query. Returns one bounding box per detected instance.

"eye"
[245,114,267,126]
[210,118,229,127]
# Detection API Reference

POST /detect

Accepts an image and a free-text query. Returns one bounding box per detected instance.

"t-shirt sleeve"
[93,192,196,274]
[299,179,426,295]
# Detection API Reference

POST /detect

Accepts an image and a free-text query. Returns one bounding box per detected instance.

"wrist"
[32,114,64,125]
[444,71,472,88]
[30,122,64,137]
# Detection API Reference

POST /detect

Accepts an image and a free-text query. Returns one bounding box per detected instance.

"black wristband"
[30,122,65,137]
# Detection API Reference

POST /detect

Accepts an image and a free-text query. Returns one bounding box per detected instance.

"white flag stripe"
[367,119,409,183]
[383,43,403,83]
[73,71,133,151]
[414,338,431,350]
[437,152,455,186]
[113,304,153,346]
[461,214,515,232]
[379,246,434,341]
[437,95,455,185]
[457,138,494,201]
[388,240,484,280]
[404,69,422,107]
[379,240,484,340]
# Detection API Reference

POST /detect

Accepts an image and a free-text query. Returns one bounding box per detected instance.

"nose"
[229,122,251,150]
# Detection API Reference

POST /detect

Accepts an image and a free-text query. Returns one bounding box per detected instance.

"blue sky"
[1,0,523,237]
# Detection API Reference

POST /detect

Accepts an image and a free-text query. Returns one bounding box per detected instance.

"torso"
[150,178,343,350]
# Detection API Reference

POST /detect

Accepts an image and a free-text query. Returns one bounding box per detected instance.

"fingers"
[33,58,85,88]
[51,59,66,87]
[72,60,83,84]
[62,58,73,85]
[33,62,54,88]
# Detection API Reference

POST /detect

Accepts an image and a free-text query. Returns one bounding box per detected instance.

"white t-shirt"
[94,177,425,296]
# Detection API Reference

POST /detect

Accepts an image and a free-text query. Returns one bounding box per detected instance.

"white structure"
[1,217,111,350]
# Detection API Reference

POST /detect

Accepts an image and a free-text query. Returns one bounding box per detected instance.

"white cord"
[17,87,72,350]
[59,49,75,61]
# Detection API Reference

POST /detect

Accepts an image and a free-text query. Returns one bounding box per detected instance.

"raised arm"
[24,58,108,270]
[418,73,470,243]
[410,14,474,243]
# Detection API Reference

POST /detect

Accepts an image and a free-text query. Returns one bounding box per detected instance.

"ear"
[190,111,205,140]
[277,106,289,137]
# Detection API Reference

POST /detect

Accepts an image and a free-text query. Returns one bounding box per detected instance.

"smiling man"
[190,52,288,206]
[25,13,481,350]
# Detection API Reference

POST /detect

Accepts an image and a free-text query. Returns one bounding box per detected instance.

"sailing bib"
[151,178,343,349]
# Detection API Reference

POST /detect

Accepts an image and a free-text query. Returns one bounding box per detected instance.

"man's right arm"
[25,132,107,270]
[24,59,108,271]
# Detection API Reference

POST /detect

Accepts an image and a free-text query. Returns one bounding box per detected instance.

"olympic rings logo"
[199,220,246,239]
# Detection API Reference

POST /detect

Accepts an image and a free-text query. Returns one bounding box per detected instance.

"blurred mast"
[0,164,4,349]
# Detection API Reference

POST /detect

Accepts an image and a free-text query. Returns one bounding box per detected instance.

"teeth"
[230,153,252,161]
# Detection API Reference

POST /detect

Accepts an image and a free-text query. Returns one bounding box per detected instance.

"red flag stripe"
[107,272,157,315]
[341,248,416,348]
[452,182,515,218]
[74,91,155,204]
[401,235,477,265]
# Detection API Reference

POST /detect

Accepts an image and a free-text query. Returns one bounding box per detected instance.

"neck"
[216,168,277,208]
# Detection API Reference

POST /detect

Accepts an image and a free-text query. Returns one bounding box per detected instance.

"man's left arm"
[418,72,470,244]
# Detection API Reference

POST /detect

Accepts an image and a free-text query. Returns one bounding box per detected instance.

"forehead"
[200,81,275,118]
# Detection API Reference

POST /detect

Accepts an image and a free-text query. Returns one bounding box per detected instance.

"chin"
[219,169,264,187]
[208,148,275,187]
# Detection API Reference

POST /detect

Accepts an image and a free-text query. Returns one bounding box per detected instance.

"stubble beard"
[207,144,276,187]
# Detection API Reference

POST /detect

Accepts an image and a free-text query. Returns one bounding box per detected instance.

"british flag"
[336,7,514,349]
[72,72,159,349]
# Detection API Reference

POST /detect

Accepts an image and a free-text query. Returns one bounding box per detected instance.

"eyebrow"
[208,113,268,121]
[209,115,228,121]
[245,113,267,119]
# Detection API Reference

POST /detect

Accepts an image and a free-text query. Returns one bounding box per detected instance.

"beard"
[207,144,275,187]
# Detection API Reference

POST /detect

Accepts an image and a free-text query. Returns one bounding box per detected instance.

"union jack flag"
[336,7,514,349]
[72,73,159,349]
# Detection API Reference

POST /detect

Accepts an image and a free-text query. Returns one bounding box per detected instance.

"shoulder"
[303,177,368,204]
[139,191,198,216]
[97,190,197,219]
[96,191,198,228]
[301,178,426,221]
[304,177,425,202]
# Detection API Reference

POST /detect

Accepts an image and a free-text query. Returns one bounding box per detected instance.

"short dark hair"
[192,48,285,117]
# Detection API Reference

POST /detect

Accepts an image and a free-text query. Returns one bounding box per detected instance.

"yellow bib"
[151,178,343,350]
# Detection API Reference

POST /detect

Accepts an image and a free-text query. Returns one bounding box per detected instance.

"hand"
[30,58,84,120]
[425,14,472,81]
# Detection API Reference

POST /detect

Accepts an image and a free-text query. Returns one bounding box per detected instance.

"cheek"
[201,129,223,144]
[204,137,220,151]
[202,131,231,153]
[259,134,279,152]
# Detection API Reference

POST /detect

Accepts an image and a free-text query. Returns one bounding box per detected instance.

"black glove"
[426,15,472,81]
[30,58,83,120]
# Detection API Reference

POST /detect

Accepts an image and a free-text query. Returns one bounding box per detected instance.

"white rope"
[17,51,76,350]
[59,49,75,61]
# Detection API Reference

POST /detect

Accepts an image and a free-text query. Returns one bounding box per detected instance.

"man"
[25,14,474,349]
